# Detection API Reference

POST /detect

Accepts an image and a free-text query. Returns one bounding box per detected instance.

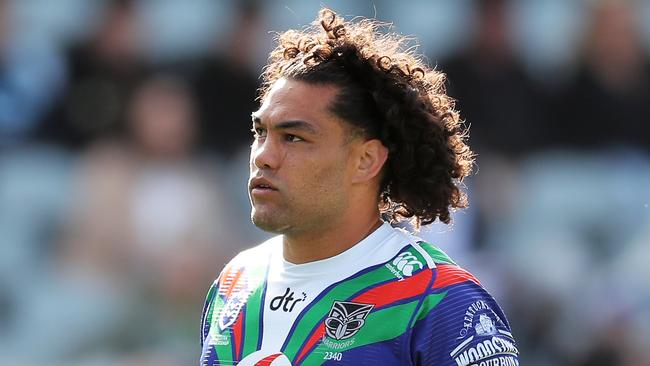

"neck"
[282,211,383,264]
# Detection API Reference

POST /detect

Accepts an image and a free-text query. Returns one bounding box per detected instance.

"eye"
[252,127,267,139]
[285,134,304,142]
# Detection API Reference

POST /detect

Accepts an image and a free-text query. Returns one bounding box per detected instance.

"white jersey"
[200,223,519,365]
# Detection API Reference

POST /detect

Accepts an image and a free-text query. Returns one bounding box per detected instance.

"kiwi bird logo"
[324,301,374,340]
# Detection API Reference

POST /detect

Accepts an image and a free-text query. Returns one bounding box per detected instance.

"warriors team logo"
[324,301,374,340]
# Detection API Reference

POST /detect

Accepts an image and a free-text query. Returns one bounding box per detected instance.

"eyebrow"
[251,114,319,135]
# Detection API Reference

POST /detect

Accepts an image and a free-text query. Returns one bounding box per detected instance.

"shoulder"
[414,240,481,287]
[405,239,520,366]
[202,236,279,313]
[200,237,279,345]
[219,236,280,274]
[408,238,503,327]
[213,235,280,289]
[391,228,478,283]
[235,235,281,261]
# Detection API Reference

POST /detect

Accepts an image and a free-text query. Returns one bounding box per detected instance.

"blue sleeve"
[411,281,520,366]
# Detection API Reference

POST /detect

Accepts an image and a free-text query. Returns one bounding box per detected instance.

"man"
[200,9,519,366]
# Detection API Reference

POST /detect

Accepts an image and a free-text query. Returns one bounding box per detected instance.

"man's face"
[248,78,356,235]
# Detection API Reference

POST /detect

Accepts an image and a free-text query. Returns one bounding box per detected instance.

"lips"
[249,177,278,192]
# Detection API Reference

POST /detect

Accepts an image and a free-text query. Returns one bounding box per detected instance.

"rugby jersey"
[199,222,519,365]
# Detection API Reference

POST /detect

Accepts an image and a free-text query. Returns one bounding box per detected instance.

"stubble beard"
[249,169,350,236]
[250,203,294,234]
[250,195,347,238]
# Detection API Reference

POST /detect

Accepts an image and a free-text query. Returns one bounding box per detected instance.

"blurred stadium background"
[1,0,649,365]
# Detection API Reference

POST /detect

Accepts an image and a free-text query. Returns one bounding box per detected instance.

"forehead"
[254,78,341,127]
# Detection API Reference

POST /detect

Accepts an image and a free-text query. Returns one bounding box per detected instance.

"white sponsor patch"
[451,302,519,366]
[385,250,424,280]
[459,300,503,338]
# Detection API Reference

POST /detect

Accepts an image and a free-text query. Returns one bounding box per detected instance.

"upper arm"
[410,269,519,366]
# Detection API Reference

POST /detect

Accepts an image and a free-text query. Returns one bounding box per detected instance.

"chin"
[251,212,290,234]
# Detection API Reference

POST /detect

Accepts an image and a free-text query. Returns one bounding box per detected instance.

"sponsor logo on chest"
[269,287,307,312]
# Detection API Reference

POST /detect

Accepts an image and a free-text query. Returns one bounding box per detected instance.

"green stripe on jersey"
[208,293,235,362]
[301,300,421,365]
[417,241,456,265]
[242,270,267,356]
[208,260,268,362]
[203,283,217,332]
[283,245,429,361]
[414,291,447,323]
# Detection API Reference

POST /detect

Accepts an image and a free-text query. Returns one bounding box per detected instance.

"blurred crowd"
[0,0,649,365]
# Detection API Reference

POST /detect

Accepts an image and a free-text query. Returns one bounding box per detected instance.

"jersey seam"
[410,240,436,269]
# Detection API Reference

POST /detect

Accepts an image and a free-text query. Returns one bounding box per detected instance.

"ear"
[351,139,389,184]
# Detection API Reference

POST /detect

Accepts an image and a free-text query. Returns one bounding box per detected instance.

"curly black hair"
[260,8,474,226]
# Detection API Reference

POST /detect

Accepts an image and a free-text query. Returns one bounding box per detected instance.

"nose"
[251,136,280,170]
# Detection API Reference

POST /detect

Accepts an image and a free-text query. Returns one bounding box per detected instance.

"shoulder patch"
[450,300,519,366]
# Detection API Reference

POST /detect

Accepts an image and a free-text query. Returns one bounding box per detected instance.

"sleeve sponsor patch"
[450,301,519,366]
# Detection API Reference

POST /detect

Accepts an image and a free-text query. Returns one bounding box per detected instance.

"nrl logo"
[216,267,252,332]
[324,301,374,340]
[218,290,250,331]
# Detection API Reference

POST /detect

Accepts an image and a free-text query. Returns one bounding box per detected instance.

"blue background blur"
[1,0,649,365]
